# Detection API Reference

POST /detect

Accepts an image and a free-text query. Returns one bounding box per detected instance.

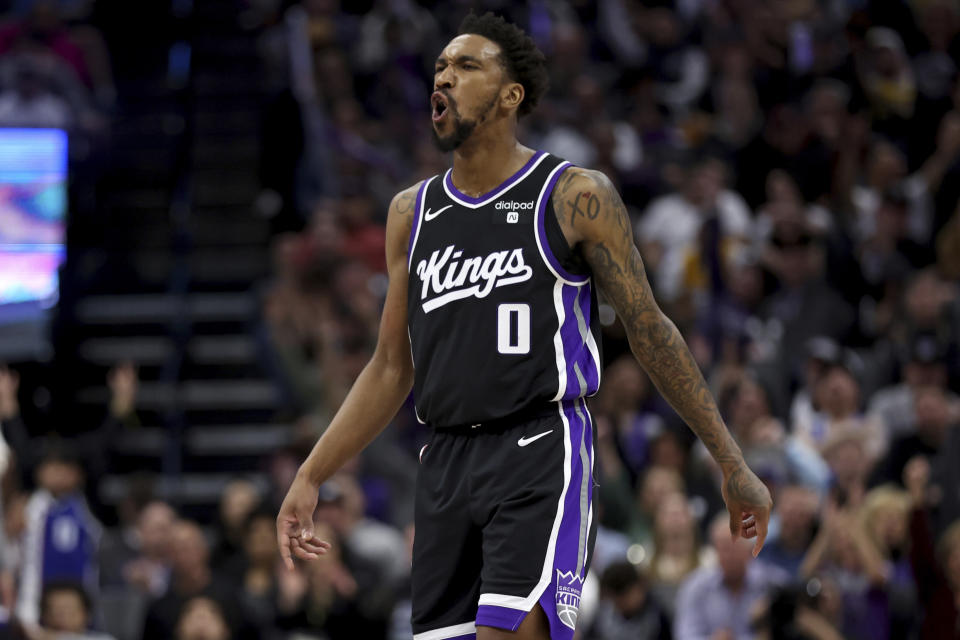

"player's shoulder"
[554,165,615,195]
[388,180,426,220]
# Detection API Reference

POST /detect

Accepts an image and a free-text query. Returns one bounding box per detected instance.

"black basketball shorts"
[410,399,597,640]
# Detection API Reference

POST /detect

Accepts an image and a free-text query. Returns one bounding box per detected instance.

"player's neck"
[450,133,533,198]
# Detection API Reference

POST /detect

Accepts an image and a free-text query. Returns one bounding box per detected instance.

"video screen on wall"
[0,128,68,324]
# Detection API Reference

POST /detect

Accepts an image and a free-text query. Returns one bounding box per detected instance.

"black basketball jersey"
[406,151,602,427]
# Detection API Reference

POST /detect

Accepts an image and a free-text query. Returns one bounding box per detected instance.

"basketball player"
[277,13,772,640]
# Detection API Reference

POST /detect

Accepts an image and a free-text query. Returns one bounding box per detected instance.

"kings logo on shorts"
[414,244,533,313]
[555,569,583,630]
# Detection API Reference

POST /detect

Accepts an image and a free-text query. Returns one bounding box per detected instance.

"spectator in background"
[674,515,788,639]
[0,367,32,485]
[142,521,253,640]
[799,499,892,640]
[868,333,958,439]
[627,466,685,552]
[761,230,855,383]
[904,455,960,639]
[313,475,407,591]
[274,521,379,639]
[587,561,672,640]
[871,385,955,488]
[174,597,231,640]
[793,357,887,465]
[721,374,829,494]
[591,356,666,478]
[859,28,916,144]
[760,485,820,578]
[223,508,281,633]
[0,58,71,127]
[790,338,843,440]
[641,4,709,116]
[16,444,100,630]
[750,584,844,640]
[931,411,960,534]
[100,499,174,598]
[212,479,262,571]
[638,155,751,304]
[23,581,115,640]
[646,492,707,616]
[859,486,917,637]
[0,364,138,511]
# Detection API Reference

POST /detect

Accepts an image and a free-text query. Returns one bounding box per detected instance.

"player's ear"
[502,82,524,112]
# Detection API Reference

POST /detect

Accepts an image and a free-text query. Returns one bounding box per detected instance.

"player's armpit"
[553,168,772,554]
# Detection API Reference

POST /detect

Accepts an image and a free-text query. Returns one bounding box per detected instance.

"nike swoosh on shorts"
[517,430,553,447]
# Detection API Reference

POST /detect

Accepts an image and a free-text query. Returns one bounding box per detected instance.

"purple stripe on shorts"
[536,398,591,640]
[476,605,526,632]
[536,162,589,283]
[444,151,544,205]
[406,178,430,268]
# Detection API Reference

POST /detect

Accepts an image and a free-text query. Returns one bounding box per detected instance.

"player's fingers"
[277,529,295,571]
[299,538,330,554]
[292,545,319,561]
[752,510,770,557]
[729,507,742,539]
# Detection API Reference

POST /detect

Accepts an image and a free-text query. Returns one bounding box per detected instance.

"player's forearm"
[298,354,413,487]
[626,311,744,474]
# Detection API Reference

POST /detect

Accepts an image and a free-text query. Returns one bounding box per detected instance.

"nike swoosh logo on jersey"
[518,430,553,447]
[423,205,452,221]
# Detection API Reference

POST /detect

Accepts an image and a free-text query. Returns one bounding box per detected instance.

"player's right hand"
[276,472,331,571]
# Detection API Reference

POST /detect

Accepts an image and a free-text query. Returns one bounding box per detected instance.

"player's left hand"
[720,462,772,557]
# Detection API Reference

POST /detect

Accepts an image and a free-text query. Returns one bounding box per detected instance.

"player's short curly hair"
[458,12,548,118]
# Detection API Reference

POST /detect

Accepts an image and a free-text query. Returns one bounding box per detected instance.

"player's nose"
[435,66,455,90]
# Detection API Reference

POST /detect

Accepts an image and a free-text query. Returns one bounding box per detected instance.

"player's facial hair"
[432,90,500,152]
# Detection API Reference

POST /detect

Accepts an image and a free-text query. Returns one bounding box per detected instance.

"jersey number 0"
[497,303,530,354]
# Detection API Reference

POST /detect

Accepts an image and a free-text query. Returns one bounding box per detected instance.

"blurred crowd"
[2,0,960,639]
[0,0,113,133]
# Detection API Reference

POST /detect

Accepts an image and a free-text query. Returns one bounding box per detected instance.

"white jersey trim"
[533,162,588,287]
[407,176,436,271]
[550,280,568,402]
[413,621,477,640]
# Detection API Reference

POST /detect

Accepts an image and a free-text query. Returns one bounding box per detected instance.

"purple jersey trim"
[557,283,601,400]
[476,605,526,631]
[443,151,545,205]
[536,162,589,284]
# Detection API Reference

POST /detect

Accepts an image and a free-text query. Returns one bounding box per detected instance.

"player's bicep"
[555,169,661,328]
[373,186,419,376]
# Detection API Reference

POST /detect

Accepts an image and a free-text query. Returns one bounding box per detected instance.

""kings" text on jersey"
[415,244,533,312]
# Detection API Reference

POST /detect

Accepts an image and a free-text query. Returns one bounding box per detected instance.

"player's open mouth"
[431,92,449,123]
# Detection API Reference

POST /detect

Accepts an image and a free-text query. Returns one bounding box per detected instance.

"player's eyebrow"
[435,54,484,68]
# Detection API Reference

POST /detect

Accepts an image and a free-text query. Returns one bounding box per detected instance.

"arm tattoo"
[560,170,745,475]
[394,190,417,217]
[567,191,600,225]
